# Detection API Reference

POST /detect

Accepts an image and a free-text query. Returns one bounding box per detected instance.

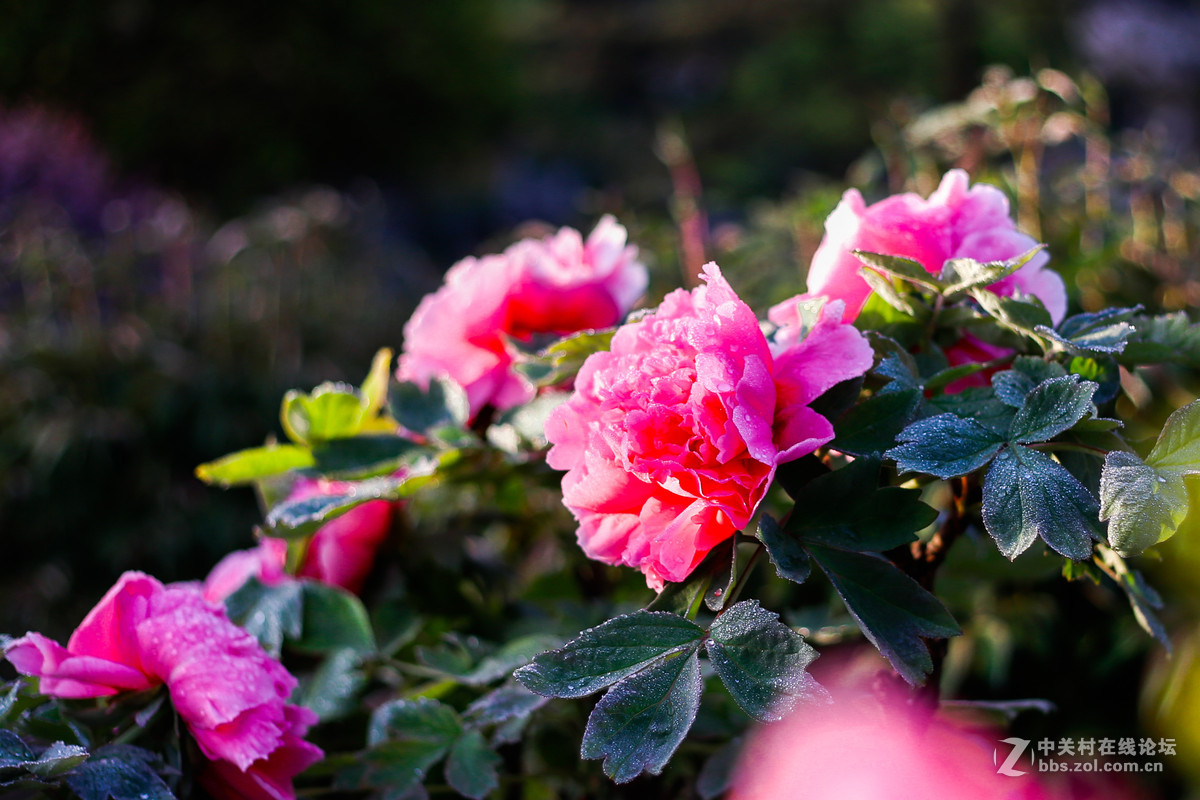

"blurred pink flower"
[546,263,873,590]
[803,169,1067,325]
[397,215,648,420]
[729,692,1050,800]
[5,571,322,800]
[203,478,397,602]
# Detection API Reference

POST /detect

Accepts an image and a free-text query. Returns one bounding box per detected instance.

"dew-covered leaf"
[705,600,827,721]
[580,648,703,783]
[886,414,1004,478]
[514,611,703,699]
[1007,375,1097,444]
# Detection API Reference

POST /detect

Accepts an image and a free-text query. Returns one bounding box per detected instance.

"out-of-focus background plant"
[4,1,1200,796]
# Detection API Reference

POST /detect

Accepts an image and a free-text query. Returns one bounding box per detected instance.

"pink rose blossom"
[5,572,323,800]
[545,263,873,590]
[397,215,648,420]
[203,478,397,602]
[803,169,1068,325]
[729,692,1052,800]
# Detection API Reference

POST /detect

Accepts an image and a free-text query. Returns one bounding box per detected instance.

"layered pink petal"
[4,633,153,698]
[547,263,871,588]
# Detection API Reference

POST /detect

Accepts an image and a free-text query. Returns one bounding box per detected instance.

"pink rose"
[545,263,873,590]
[203,478,396,602]
[729,692,1053,800]
[397,215,648,420]
[803,169,1067,325]
[5,572,323,800]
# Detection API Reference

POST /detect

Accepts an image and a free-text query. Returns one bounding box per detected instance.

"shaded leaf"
[1035,306,1139,355]
[390,377,470,435]
[223,578,304,657]
[757,514,810,585]
[1119,312,1200,367]
[580,649,703,783]
[444,729,501,800]
[886,414,1004,478]
[298,648,367,722]
[296,583,376,654]
[805,545,960,685]
[64,745,173,800]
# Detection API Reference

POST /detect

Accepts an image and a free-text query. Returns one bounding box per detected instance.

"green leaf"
[282,382,369,444]
[925,387,1017,437]
[263,474,409,538]
[390,377,470,435]
[646,542,736,615]
[859,266,920,315]
[224,578,304,657]
[886,413,1004,479]
[486,393,570,453]
[970,288,1054,342]
[853,250,943,292]
[513,328,616,388]
[941,249,1041,295]
[981,446,1101,560]
[1119,312,1200,367]
[1035,306,1139,355]
[361,347,394,417]
[0,731,89,787]
[298,648,367,721]
[1008,375,1097,444]
[1095,546,1170,649]
[1100,450,1188,557]
[296,583,377,654]
[417,634,563,686]
[580,648,703,784]
[444,729,501,800]
[757,514,810,585]
[194,444,315,487]
[463,683,548,729]
[805,545,961,685]
[1146,398,1200,471]
[312,436,425,478]
[696,738,742,800]
[833,388,922,456]
[368,697,460,750]
[705,600,827,721]
[64,745,174,800]
[514,611,704,699]
[782,457,935,551]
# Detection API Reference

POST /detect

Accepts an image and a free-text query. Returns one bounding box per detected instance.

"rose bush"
[545,262,873,589]
[397,215,648,420]
[5,571,323,800]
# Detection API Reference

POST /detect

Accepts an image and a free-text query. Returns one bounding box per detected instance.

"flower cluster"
[6,572,323,800]
[397,215,648,420]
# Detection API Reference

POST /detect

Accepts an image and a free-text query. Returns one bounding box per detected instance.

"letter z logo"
[994,737,1031,776]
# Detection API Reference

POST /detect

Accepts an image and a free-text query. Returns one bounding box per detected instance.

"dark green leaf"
[463,683,548,729]
[782,457,936,551]
[806,545,961,685]
[263,474,410,538]
[1068,356,1122,405]
[705,600,827,721]
[1008,375,1097,444]
[282,382,369,444]
[419,635,563,687]
[513,328,616,388]
[833,388,922,456]
[312,435,425,478]
[194,444,315,487]
[859,266,920,315]
[1035,306,1138,355]
[981,446,1101,560]
[390,377,470,435]
[444,729,501,800]
[924,388,1017,438]
[1100,451,1186,557]
[886,414,1004,478]
[1095,546,1171,650]
[580,648,703,784]
[369,698,462,749]
[296,583,376,654]
[224,578,304,657]
[1120,312,1200,367]
[853,250,943,292]
[757,514,810,585]
[514,611,703,699]
[64,745,174,800]
[298,648,367,721]
[486,393,569,452]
